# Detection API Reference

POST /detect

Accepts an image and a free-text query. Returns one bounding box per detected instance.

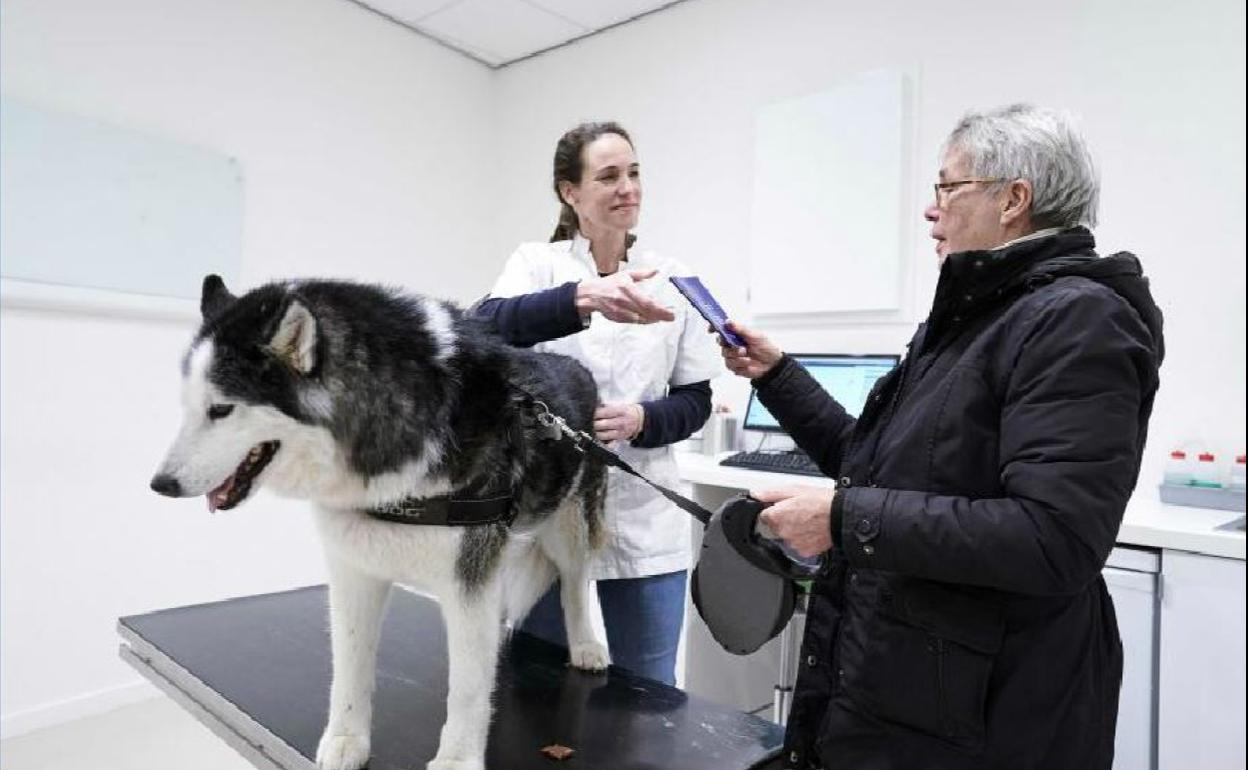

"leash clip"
[534,399,587,445]
[532,399,595,452]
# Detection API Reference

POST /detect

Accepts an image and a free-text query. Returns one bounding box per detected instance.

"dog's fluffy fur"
[151,276,608,770]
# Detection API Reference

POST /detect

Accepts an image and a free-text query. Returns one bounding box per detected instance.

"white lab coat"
[490,234,722,579]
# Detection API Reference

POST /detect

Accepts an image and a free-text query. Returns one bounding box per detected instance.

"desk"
[677,451,1245,560]
[118,585,784,770]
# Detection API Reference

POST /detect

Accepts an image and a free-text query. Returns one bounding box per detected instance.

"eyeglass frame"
[932,178,1005,208]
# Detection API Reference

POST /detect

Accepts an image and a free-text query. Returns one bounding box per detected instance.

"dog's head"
[150,275,329,511]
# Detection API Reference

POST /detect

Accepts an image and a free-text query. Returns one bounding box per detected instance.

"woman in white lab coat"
[474,122,721,685]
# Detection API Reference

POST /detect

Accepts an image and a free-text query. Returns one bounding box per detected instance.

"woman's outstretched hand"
[576,269,675,324]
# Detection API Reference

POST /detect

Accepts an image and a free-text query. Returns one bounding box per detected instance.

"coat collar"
[920,227,1098,351]
[938,226,1098,303]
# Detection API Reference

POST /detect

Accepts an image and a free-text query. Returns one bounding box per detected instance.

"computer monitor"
[742,354,900,432]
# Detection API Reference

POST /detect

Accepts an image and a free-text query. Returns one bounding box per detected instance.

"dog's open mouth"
[207,441,280,512]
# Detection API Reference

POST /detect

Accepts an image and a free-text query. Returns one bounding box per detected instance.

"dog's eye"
[207,404,235,421]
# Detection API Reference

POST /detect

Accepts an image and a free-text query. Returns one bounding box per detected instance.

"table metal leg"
[772,593,806,726]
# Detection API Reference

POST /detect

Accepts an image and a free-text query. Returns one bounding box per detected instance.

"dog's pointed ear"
[264,298,319,375]
[201,275,236,318]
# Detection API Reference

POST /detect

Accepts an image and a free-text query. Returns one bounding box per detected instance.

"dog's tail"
[501,542,558,627]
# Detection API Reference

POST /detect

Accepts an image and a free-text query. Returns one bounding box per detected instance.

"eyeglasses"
[933,179,1003,208]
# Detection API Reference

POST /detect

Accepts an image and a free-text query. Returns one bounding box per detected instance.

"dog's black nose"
[150,474,182,497]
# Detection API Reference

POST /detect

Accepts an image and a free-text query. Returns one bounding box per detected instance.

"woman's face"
[562,133,641,236]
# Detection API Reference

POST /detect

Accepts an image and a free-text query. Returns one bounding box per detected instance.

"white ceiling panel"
[418,0,587,64]
[354,0,458,27]
[352,0,692,67]
[521,0,677,30]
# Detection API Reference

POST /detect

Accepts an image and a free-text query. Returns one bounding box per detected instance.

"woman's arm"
[474,271,676,347]
[472,282,584,348]
[631,381,713,448]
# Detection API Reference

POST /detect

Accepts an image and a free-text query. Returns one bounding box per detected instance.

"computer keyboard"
[719,450,824,477]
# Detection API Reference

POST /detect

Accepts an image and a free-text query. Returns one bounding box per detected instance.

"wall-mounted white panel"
[0,98,242,302]
[748,70,907,317]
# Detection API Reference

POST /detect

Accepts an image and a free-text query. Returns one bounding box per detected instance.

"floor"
[0,696,254,770]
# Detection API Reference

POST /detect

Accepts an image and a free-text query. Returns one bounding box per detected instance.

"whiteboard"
[748,71,908,317]
[0,98,242,303]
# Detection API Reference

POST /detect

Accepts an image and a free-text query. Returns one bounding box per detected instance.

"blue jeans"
[519,570,688,686]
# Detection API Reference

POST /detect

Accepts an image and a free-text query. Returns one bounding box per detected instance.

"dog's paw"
[427,758,485,770]
[316,731,370,770]
[568,640,610,671]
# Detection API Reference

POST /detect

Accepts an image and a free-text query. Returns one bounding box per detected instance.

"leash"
[365,385,714,528]
[522,395,713,527]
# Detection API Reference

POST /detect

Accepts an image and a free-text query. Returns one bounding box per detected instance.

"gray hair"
[943,104,1099,229]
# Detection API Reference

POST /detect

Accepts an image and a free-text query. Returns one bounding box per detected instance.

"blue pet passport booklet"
[669,276,745,347]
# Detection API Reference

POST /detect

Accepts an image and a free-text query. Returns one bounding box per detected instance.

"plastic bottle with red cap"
[1231,454,1247,493]
[1163,449,1194,486]
[1192,451,1222,488]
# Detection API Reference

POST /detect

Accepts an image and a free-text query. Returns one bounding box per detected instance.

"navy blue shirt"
[473,283,712,448]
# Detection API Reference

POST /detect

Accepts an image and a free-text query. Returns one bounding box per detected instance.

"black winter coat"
[755,228,1164,770]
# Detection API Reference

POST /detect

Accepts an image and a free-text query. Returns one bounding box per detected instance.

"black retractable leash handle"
[691,495,806,655]
[522,391,812,656]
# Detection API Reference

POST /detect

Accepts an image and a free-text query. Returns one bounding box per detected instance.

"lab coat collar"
[571,232,640,274]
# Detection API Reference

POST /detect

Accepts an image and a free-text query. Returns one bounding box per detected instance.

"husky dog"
[151,276,608,770]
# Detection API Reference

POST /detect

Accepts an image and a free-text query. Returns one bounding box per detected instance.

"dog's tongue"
[207,473,236,512]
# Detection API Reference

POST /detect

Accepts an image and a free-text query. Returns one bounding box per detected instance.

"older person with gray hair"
[720,104,1164,769]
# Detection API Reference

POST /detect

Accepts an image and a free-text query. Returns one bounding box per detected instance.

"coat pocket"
[840,579,1004,751]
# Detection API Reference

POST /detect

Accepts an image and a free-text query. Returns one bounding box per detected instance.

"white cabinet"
[1157,551,1247,770]
[1105,547,1161,770]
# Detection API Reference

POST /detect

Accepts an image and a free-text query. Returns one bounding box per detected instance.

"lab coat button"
[807,655,818,667]
[863,544,876,556]
[856,519,872,534]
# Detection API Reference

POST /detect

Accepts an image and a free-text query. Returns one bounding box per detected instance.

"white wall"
[493,0,1247,481]
[0,0,496,736]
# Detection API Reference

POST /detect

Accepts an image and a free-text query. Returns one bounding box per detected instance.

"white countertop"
[676,452,1245,561]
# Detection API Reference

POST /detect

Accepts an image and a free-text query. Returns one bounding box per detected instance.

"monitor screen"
[743,354,900,431]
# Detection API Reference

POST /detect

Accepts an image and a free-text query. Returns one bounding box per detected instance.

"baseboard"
[1,679,161,740]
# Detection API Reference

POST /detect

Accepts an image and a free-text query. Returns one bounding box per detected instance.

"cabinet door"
[1158,551,1247,770]
[1105,566,1158,770]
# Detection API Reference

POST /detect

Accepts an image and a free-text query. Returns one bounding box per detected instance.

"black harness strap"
[367,493,513,526]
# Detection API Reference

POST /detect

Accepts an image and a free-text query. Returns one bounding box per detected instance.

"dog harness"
[366,494,514,526]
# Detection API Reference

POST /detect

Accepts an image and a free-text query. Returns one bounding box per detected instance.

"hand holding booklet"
[669,276,745,347]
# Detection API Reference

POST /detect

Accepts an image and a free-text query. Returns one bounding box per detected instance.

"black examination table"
[118,585,784,769]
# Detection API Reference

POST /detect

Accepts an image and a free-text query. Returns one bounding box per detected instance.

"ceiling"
[349,0,692,68]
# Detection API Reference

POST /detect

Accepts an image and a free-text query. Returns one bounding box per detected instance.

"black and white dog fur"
[151,276,608,770]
